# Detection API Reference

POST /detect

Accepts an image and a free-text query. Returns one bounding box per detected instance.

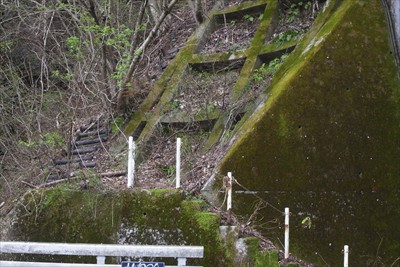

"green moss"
[190,51,246,64]
[218,0,400,192]
[181,200,203,214]
[195,212,219,231]
[149,188,178,196]
[242,237,279,267]
[213,0,268,15]
[257,251,279,267]
[203,116,225,150]
[10,189,233,266]
[214,0,400,264]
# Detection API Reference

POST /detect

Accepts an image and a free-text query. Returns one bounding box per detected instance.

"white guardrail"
[0,241,204,267]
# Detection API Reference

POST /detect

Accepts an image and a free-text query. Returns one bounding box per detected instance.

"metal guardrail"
[0,241,204,267]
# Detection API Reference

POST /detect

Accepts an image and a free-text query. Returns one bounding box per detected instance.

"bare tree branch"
[118,0,179,109]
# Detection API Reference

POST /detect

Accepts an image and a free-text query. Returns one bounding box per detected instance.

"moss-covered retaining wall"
[2,189,232,266]
[219,0,400,193]
[1,188,287,266]
[215,0,400,265]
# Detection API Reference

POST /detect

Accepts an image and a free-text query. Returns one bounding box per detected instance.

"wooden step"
[49,161,96,171]
[71,146,97,155]
[53,156,94,165]
[72,136,108,148]
[80,122,103,132]
[77,128,109,138]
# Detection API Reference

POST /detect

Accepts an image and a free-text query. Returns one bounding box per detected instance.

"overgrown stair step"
[77,128,109,138]
[72,136,108,147]
[47,118,110,182]
[53,155,94,165]
[49,161,96,170]
[70,146,98,155]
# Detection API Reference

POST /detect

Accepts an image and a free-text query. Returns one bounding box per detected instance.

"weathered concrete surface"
[218,0,400,192]
[215,0,400,265]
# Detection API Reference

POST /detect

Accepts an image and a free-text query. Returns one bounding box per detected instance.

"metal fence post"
[96,256,105,264]
[227,172,233,211]
[284,207,289,259]
[127,136,135,188]
[176,137,181,188]
[344,245,349,267]
[177,257,187,266]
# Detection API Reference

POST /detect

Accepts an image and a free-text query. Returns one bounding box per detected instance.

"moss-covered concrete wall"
[3,189,231,266]
[218,0,400,192]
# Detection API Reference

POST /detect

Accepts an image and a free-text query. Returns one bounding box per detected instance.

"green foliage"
[272,30,303,46]
[18,132,64,148]
[301,216,312,229]
[243,14,255,22]
[134,48,142,56]
[111,55,132,86]
[252,64,269,83]
[252,54,288,83]
[286,4,300,23]
[63,6,134,85]
[0,40,15,52]
[42,132,64,147]
[266,54,288,75]
[169,100,181,110]
[136,23,147,31]
[111,116,124,133]
[285,1,312,23]
[18,139,36,148]
[78,170,102,190]
[165,165,176,177]
[66,36,81,57]
[51,70,73,81]
[158,164,176,179]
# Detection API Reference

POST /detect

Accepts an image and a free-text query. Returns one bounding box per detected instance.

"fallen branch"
[36,170,127,188]
[101,170,127,177]
[21,180,39,189]
[39,176,80,188]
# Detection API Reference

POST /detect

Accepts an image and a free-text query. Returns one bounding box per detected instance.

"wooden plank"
[53,156,94,165]
[78,128,109,138]
[73,136,108,147]
[80,161,96,168]
[48,162,95,171]
[71,147,97,155]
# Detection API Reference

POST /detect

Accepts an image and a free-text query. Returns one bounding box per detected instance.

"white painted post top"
[0,242,204,258]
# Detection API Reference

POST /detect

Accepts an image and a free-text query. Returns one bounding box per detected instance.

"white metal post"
[344,245,349,267]
[227,172,233,211]
[177,257,187,266]
[96,256,105,264]
[284,207,289,259]
[176,137,181,188]
[127,136,135,188]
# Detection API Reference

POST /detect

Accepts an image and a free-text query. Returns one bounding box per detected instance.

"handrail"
[0,262,203,267]
[0,241,204,267]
